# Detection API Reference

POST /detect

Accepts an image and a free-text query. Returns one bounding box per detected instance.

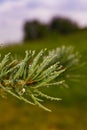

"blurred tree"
[23,17,80,42]
[50,17,79,34]
[23,20,48,41]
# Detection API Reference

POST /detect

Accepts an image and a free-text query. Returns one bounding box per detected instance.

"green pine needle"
[0,46,81,111]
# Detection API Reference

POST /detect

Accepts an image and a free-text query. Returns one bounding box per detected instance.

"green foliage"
[0,46,80,111]
[23,17,80,42]
[50,17,79,34]
[23,20,48,41]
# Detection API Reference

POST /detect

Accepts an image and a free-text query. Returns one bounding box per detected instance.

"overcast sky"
[0,0,87,44]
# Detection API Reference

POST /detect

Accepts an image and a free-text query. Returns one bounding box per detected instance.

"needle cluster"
[0,46,80,111]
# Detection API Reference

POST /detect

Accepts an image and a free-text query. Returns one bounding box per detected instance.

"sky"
[0,0,87,44]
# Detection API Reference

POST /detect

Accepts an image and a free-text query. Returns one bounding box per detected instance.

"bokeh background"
[0,0,87,130]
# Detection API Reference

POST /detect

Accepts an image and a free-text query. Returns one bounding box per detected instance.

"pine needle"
[0,46,81,111]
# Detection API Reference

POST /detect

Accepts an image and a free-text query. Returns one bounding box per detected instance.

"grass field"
[0,30,87,130]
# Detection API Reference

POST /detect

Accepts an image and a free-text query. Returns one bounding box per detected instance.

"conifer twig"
[0,46,81,111]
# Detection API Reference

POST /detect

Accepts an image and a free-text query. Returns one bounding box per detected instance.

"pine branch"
[47,46,81,82]
[47,46,80,68]
[0,46,81,111]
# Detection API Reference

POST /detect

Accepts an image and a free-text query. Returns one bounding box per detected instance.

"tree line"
[23,17,80,42]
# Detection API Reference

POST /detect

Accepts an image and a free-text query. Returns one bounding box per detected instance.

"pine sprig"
[0,46,81,111]
[47,46,80,68]
[47,46,81,83]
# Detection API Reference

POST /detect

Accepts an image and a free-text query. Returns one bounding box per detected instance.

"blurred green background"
[0,30,87,130]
